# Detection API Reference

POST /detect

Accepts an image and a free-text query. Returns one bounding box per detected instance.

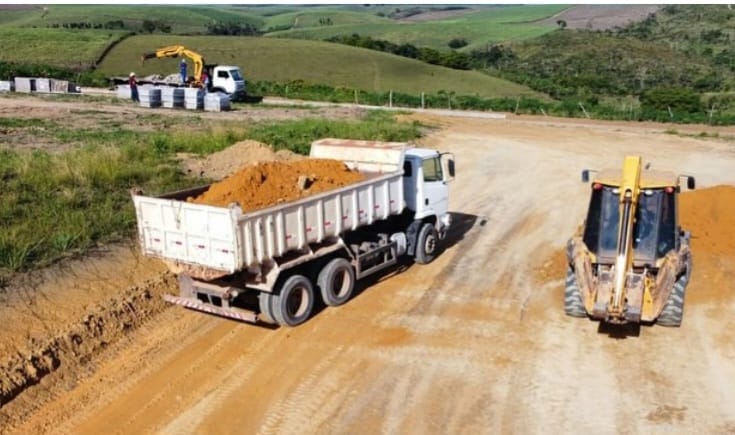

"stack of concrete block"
[50,79,73,93]
[14,77,35,93]
[139,86,162,108]
[117,84,132,99]
[35,78,51,93]
[184,88,204,110]
[0,81,13,92]
[161,87,185,108]
[204,92,231,112]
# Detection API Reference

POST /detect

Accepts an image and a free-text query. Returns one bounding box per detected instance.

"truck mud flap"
[163,294,258,323]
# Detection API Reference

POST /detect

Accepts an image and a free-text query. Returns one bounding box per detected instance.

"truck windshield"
[230,69,243,81]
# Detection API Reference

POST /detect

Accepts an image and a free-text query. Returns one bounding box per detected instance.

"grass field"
[266,5,568,51]
[0,28,127,69]
[0,5,263,33]
[96,35,545,99]
[262,8,392,32]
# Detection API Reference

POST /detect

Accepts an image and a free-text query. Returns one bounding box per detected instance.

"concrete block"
[139,86,162,108]
[161,87,185,108]
[14,77,35,93]
[35,78,50,93]
[204,92,231,112]
[184,87,204,110]
[117,85,132,99]
[49,79,70,93]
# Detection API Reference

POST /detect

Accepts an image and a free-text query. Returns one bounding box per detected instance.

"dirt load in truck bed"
[187,158,366,211]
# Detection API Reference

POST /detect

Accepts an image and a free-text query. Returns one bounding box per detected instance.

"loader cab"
[582,182,681,266]
[402,149,455,225]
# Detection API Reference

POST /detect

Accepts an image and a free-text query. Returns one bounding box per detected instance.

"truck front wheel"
[415,223,438,264]
[272,274,315,327]
[318,258,356,306]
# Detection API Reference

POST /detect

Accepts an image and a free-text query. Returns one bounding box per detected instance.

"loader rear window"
[583,187,619,257]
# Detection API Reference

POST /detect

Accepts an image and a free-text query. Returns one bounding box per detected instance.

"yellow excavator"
[565,156,696,326]
[140,45,260,102]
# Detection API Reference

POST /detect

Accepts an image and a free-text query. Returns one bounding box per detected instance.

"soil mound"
[679,185,735,256]
[188,158,366,212]
[179,140,302,181]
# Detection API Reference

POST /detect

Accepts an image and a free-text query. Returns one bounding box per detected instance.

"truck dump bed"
[132,139,408,276]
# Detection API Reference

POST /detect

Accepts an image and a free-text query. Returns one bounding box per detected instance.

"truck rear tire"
[318,258,355,306]
[415,223,438,264]
[272,274,315,327]
[564,265,587,317]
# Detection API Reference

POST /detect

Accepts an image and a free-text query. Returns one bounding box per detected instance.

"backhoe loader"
[565,156,696,326]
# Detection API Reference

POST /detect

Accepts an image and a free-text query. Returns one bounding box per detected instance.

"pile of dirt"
[179,140,302,181]
[679,185,735,256]
[188,158,366,211]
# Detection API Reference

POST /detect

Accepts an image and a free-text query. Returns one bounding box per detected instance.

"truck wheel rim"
[425,233,436,254]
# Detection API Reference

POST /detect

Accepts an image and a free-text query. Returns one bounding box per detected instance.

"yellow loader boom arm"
[141,45,204,85]
[609,156,642,319]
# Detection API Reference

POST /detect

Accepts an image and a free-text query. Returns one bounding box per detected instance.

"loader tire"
[318,258,355,307]
[415,223,438,265]
[564,265,587,318]
[272,274,315,327]
[657,272,688,327]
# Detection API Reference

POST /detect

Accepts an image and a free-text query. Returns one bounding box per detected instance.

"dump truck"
[132,138,455,326]
[565,156,696,326]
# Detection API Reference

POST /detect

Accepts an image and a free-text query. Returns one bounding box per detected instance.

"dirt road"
[3,107,735,434]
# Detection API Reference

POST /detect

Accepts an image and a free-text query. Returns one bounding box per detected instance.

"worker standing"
[129,72,139,102]
[180,59,187,84]
[201,70,209,92]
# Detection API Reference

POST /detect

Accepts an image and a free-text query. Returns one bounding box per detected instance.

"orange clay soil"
[188,158,366,212]
[679,185,735,256]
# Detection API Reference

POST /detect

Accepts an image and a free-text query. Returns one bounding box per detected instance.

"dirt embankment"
[0,273,177,430]
[188,158,366,211]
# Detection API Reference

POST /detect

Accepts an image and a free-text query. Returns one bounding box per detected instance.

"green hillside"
[96,35,545,99]
[0,5,263,33]
[490,5,735,99]
[0,28,126,69]
[266,5,568,51]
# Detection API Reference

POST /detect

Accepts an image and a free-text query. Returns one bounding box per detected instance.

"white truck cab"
[403,148,455,239]
[210,65,246,99]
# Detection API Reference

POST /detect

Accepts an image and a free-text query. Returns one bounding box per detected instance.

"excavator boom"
[141,45,204,85]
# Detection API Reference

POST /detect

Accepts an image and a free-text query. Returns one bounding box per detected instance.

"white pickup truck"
[132,138,455,326]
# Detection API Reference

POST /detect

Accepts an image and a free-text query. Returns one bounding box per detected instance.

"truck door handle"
[425,198,429,205]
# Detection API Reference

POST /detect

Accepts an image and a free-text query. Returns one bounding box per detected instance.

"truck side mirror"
[448,159,455,178]
[687,176,695,190]
[679,174,695,190]
[581,169,590,183]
